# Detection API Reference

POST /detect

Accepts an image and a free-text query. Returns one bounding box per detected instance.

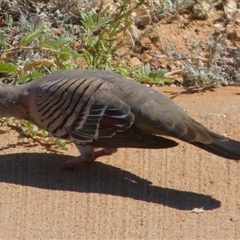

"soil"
[0,86,239,239]
[0,2,240,239]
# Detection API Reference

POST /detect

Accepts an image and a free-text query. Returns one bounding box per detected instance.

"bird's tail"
[191,135,240,160]
[172,119,240,161]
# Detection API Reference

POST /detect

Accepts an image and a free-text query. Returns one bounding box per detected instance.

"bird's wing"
[35,76,134,144]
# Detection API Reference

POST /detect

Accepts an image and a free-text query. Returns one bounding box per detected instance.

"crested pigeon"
[0,69,239,168]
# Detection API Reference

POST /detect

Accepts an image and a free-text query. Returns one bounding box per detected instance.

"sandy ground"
[0,86,239,239]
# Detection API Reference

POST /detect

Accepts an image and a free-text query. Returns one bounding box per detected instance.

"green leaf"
[4,13,13,27]
[0,62,18,73]
[82,51,93,65]
[18,70,45,84]
[54,139,68,150]
[99,16,113,27]
[21,23,46,46]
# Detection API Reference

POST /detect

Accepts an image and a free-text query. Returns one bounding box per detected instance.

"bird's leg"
[63,145,117,169]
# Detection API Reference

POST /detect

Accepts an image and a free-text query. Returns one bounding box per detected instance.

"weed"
[0,12,80,149]
[0,13,79,78]
[131,63,172,85]
[0,0,147,150]
[79,0,145,72]
[164,34,239,87]
[1,0,239,151]
[153,0,194,22]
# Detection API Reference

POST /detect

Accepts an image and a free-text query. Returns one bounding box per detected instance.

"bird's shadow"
[0,153,221,211]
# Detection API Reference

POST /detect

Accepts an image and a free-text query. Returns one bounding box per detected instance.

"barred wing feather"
[36,76,134,144]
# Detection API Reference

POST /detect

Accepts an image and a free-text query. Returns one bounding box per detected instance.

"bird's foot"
[63,149,114,169]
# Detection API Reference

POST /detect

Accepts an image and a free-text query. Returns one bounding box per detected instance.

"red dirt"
[0,86,239,239]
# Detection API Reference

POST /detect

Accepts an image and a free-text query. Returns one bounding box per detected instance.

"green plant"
[164,34,240,87]
[181,36,227,87]
[131,63,172,85]
[79,0,145,72]
[0,13,79,78]
[0,12,82,149]
[6,118,68,150]
[154,0,194,21]
[0,61,17,73]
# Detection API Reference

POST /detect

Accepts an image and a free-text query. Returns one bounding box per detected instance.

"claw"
[63,149,115,169]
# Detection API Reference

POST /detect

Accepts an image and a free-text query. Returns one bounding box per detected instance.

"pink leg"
[63,149,113,169]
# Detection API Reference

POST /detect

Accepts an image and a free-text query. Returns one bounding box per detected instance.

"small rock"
[175,61,182,67]
[214,23,222,28]
[149,57,162,70]
[190,207,205,213]
[197,59,204,68]
[230,215,239,222]
[223,0,237,20]
[21,138,30,143]
[214,26,226,34]
[129,24,141,40]
[128,57,142,68]
[226,28,238,40]
[141,52,151,62]
[135,15,151,30]
[193,1,215,19]
[232,10,240,23]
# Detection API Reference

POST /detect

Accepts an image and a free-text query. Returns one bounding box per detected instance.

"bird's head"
[0,83,28,118]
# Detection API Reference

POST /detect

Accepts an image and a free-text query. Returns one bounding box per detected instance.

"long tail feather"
[192,138,240,160]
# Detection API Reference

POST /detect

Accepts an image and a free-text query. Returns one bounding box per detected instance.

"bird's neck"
[0,84,29,119]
